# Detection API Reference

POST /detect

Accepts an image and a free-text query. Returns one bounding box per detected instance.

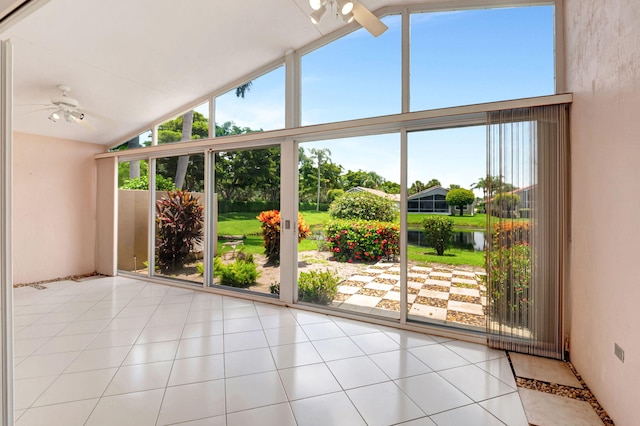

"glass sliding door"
[297,135,401,319]
[406,126,487,331]
[153,153,206,284]
[117,159,150,274]
[208,145,280,296]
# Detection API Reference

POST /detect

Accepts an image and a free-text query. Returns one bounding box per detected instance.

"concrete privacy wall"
[565,1,640,424]
[13,132,104,283]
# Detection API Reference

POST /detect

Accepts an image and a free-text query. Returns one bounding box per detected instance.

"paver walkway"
[332,262,487,329]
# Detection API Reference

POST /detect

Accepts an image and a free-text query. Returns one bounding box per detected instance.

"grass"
[408,213,487,230]
[407,245,485,267]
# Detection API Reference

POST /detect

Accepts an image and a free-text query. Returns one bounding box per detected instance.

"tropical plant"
[257,210,311,263]
[422,216,454,256]
[298,270,340,305]
[155,190,204,272]
[214,256,260,287]
[328,191,398,222]
[446,188,475,216]
[324,220,400,262]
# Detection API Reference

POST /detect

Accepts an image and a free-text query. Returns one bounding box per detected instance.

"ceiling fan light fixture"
[342,11,354,23]
[48,111,60,122]
[309,0,323,11]
[70,110,85,120]
[310,5,326,24]
[337,0,354,15]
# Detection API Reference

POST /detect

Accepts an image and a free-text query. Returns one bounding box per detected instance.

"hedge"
[324,219,399,263]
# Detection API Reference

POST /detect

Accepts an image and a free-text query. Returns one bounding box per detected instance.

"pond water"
[407,229,486,252]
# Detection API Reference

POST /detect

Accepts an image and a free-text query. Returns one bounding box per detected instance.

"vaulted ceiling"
[1,0,431,146]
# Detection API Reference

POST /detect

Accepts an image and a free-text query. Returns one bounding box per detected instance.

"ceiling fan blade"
[78,108,115,125]
[14,103,54,108]
[352,2,388,37]
[23,107,56,115]
[76,117,96,131]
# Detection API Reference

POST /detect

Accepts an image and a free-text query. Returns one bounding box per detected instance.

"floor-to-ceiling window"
[111,2,562,343]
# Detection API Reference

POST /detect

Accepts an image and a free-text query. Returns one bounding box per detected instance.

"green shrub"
[155,190,204,272]
[328,191,398,222]
[422,216,454,256]
[121,174,176,191]
[486,243,531,326]
[324,220,399,263]
[214,257,260,287]
[269,282,280,295]
[298,270,340,305]
[196,262,204,276]
[326,189,345,203]
[257,210,311,264]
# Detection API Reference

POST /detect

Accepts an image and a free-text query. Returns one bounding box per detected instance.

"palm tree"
[310,148,332,211]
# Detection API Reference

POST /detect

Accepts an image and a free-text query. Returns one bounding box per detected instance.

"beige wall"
[565,1,640,424]
[13,132,104,283]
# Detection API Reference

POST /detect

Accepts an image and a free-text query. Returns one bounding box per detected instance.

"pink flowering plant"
[324,219,399,263]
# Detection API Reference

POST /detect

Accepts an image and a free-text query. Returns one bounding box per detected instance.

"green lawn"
[408,213,487,230]
[407,245,484,267]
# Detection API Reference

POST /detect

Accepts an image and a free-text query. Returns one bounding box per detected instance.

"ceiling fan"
[19,84,95,129]
[309,0,388,37]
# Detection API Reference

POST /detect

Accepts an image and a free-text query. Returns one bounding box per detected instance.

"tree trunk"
[127,136,140,179]
[459,206,464,216]
[175,111,194,190]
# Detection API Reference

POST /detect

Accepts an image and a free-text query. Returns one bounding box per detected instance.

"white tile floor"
[12,276,528,425]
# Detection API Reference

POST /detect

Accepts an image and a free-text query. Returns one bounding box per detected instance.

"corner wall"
[564,1,640,424]
[13,132,104,283]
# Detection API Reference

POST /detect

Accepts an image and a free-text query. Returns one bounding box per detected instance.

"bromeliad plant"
[155,190,204,273]
[257,210,311,264]
[324,219,399,263]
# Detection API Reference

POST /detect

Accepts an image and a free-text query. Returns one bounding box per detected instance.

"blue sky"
[213,5,554,193]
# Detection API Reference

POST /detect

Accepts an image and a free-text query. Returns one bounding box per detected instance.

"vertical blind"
[486,104,569,359]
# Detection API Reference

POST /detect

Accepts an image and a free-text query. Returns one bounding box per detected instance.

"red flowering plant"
[323,219,399,263]
[486,221,532,327]
[257,210,311,264]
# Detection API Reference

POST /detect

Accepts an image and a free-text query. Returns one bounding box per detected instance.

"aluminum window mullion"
[148,158,156,278]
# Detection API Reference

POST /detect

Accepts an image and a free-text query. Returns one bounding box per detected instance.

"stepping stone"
[364,282,394,292]
[451,277,477,286]
[449,287,480,297]
[363,269,382,275]
[388,267,400,273]
[430,271,453,280]
[348,275,376,283]
[424,279,451,287]
[408,281,423,290]
[344,294,382,308]
[447,300,484,316]
[375,262,395,267]
[453,271,476,278]
[418,289,449,300]
[476,272,487,277]
[480,296,486,306]
[382,291,416,303]
[410,266,432,272]
[377,274,400,281]
[407,272,430,279]
[518,388,602,426]
[337,285,361,295]
[408,304,447,321]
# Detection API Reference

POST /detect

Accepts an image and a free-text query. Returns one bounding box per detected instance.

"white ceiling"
[1,0,427,147]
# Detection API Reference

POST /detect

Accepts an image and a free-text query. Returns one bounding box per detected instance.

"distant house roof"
[407,185,448,200]
[346,186,401,202]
